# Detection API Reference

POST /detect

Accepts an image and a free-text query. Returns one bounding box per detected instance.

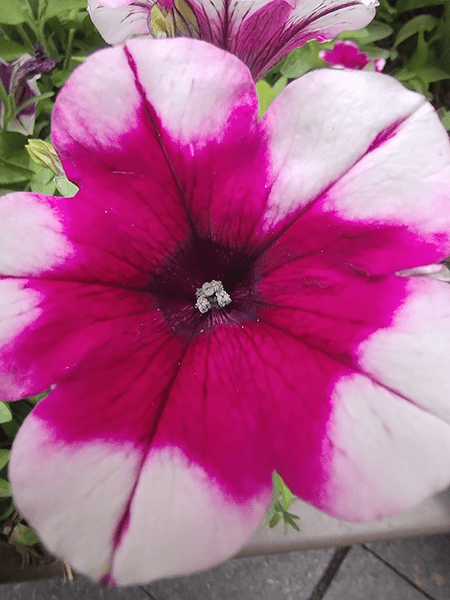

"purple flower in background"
[88,0,377,80]
[0,43,55,135]
[320,39,385,71]
[3,38,450,586]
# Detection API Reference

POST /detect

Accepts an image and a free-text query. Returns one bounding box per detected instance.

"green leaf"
[283,513,300,532]
[55,173,78,197]
[419,66,450,82]
[2,417,20,438]
[0,500,14,521]
[376,0,397,22]
[273,472,293,511]
[439,108,450,130]
[0,0,28,24]
[0,158,32,185]
[29,163,57,194]
[396,0,444,13]
[0,38,29,61]
[268,512,282,528]
[256,80,273,119]
[0,449,10,472]
[394,15,438,47]
[9,524,40,546]
[280,40,322,79]
[0,478,11,498]
[0,402,12,424]
[338,21,393,44]
[0,132,27,159]
[28,390,52,404]
[45,0,88,17]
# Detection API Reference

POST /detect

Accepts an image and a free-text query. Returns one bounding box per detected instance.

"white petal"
[0,193,72,276]
[262,69,444,230]
[359,277,450,423]
[112,447,270,584]
[323,373,450,521]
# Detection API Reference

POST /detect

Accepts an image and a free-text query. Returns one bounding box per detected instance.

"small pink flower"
[87,0,377,80]
[3,39,450,585]
[320,39,385,71]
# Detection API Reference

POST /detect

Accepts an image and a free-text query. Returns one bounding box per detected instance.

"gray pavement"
[1,534,450,599]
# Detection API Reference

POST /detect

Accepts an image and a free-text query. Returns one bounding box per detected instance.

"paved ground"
[1,533,450,599]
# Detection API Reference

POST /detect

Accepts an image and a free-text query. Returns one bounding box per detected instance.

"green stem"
[0,82,9,131]
[63,10,79,71]
[15,23,34,50]
[25,0,39,20]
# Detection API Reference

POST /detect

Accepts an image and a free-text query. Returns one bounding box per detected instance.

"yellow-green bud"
[26,139,63,175]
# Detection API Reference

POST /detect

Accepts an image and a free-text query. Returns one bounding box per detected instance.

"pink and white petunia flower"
[319,39,385,71]
[87,0,378,80]
[3,38,450,585]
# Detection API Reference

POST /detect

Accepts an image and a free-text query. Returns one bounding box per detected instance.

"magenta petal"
[0,280,181,403]
[10,322,278,583]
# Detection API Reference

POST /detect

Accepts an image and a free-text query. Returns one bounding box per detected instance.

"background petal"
[193,0,376,79]
[88,0,151,45]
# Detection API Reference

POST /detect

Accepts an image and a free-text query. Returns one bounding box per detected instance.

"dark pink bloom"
[87,0,377,80]
[320,39,385,71]
[3,39,450,585]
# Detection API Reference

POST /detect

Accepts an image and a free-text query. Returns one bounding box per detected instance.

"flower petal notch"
[88,0,378,80]
[4,38,450,585]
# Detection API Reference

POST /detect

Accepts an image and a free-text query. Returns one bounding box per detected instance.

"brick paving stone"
[366,534,450,600]
[322,545,429,600]
[0,575,150,600]
[143,549,334,600]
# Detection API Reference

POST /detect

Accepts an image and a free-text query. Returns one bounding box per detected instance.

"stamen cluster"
[195,280,232,313]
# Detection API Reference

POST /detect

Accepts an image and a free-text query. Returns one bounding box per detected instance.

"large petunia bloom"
[87,0,377,80]
[3,38,450,585]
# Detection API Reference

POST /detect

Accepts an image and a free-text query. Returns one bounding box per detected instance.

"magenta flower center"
[147,234,262,337]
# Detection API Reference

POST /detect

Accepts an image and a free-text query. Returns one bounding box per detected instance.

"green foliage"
[0,404,12,425]
[256,77,287,118]
[0,0,105,197]
[9,523,40,546]
[261,473,300,533]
